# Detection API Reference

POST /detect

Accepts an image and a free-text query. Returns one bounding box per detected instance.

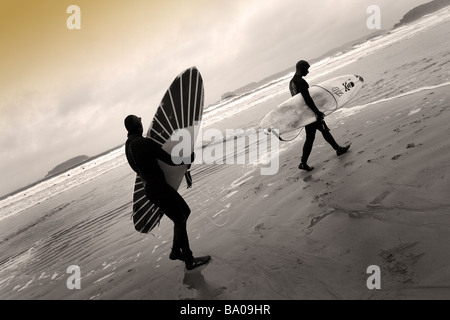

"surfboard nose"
[356,75,364,82]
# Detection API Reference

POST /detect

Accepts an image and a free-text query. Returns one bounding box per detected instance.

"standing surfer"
[289,60,350,171]
[124,114,210,270]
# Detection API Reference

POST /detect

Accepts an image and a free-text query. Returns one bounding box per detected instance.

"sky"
[0,0,431,196]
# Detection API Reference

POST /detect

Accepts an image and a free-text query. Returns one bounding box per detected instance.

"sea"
[0,6,449,298]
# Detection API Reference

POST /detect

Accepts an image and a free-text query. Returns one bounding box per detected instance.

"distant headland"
[394,0,449,28]
[45,155,90,178]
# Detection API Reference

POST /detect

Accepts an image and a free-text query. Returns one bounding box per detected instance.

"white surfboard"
[131,67,204,233]
[259,75,364,137]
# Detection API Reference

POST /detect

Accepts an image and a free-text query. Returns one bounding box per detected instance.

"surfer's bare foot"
[185,255,211,270]
[299,163,314,171]
[337,145,350,156]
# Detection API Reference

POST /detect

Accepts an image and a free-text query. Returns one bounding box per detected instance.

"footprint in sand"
[286,176,301,184]
[413,126,426,134]
[379,241,425,285]
[311,192,332,208]
[409,119,421,125]
[406,143,423,149]
[254,223,265,232]
[390,142,424,161]
[368,191,391,208]
[253,183,264,194]
[302,175,322,183]
[344,161,354,168]
[367,156,385,163]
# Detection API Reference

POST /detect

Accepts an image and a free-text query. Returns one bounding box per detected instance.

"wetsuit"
[289,75,340,164]
[125,133,193,259]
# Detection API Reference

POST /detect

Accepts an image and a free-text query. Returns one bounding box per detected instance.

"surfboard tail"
[131,175,163,233]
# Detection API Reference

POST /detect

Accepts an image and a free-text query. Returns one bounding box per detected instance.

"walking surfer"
[289,60,350,171]
[124,114,210,271]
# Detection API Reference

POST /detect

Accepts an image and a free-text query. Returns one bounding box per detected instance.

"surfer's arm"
[299,88,324,120]
[289,81,298,96]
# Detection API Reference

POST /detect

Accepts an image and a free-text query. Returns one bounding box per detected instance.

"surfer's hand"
[316,112,325,120]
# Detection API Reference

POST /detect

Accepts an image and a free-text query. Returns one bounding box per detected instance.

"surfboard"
[131,67,204,233]
[259,75,364,138]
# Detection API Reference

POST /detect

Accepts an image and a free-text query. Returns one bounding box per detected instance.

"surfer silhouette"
[124,115,210,270]
[289,60,350,171]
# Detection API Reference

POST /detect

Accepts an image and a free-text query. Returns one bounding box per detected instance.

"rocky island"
[45,155,90,178]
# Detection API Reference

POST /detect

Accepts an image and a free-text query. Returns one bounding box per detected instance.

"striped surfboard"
[131,67,204,233]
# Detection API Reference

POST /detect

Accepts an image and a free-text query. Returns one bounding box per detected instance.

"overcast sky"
[0,0,430,196]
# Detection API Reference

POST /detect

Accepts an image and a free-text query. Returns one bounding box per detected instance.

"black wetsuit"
[125,134,192,259]
[289,75,339,164]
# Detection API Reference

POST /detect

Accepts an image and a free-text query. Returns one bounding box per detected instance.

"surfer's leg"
[317,122,340,150]
[153,186,210,270]
[172,218,192,260]
[167,192,193,260]
[301,123,317,164]
[185,164,193,188]
[317,122,350,155]
[147,185,193,260]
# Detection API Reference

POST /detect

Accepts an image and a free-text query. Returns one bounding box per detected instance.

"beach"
[1,8,450,301]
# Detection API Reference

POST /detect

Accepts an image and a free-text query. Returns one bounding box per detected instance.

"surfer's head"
[124,115,143,136]
[296,60,310,76]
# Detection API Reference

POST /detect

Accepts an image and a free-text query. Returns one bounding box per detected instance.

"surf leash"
[196,187,231,227]
[271,127,304,142]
